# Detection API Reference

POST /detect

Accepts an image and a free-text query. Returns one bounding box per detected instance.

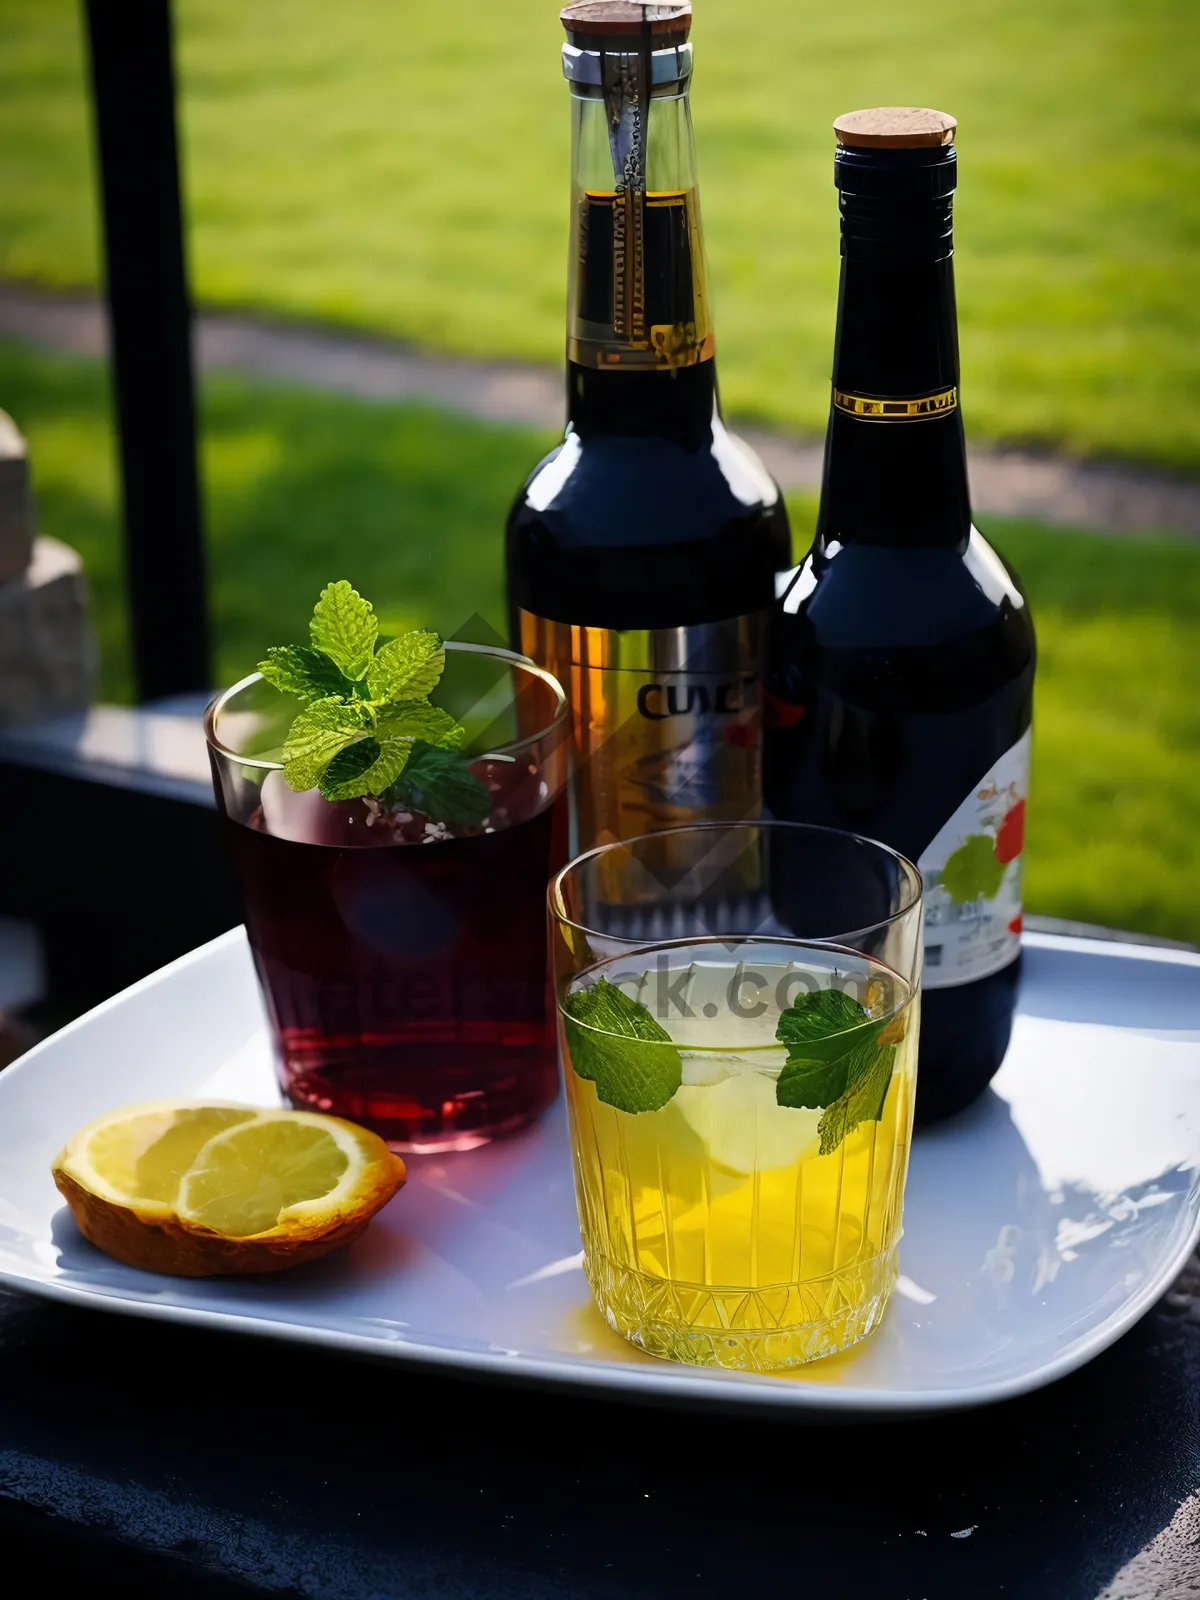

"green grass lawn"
[3,335,1197,942]
[1,0,1197,468]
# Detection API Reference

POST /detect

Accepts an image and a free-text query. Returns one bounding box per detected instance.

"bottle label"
[517,610,764,852]
[919,728,1030,989]
[832,385,957,422]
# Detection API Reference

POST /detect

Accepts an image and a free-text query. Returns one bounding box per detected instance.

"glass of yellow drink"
[549,823,923,1371]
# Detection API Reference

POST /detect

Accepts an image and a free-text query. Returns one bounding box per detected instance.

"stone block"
[0,537,96,727]
[0,410,34,586]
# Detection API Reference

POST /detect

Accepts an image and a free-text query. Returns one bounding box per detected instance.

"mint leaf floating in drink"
[776,987,884,1107]
[776,987,873,1063]
[775,1051,856,1115]
[814,1040,898,1156]
[775,986,904,1153]
[258,580,490,824]
[563,977,683,1114]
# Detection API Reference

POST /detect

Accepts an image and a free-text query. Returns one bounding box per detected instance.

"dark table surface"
[3,918,1200,1598]
[1,1251,1198,1597]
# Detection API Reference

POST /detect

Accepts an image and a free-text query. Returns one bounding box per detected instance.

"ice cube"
[676,1067,821,1177]
[679,1050,740,1088]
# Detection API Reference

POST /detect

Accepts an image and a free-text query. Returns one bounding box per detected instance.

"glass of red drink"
[205,644,570,1153]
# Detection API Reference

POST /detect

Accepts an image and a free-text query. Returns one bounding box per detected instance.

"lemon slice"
[53,1101,405,1277]
[59,1100,259,1213]
[178,1112,387,1238]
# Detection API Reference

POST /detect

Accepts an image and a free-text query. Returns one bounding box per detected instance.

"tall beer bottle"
[765,109,1036,1123]
[507,2,791,855]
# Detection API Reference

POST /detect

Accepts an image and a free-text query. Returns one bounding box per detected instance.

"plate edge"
[3,1189,1197,1419]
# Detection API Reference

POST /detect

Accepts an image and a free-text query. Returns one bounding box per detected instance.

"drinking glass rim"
[203,641,570,770]
[548,819,923,946]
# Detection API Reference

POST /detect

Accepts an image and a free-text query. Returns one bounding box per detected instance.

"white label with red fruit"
[918,728,1030,990]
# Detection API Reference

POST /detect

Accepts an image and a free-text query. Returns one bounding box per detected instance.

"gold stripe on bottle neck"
[832,385,958,421]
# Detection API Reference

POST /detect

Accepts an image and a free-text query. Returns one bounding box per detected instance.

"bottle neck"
[562,43,717,442]
[567,358,718,443]
[817,147,971,551]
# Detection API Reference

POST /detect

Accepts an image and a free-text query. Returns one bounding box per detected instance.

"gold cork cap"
[834,108,957,150]
[560,2,692,44]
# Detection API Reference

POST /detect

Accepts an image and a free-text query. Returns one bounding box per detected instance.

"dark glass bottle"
[765,109,1036,1124]
[507,2,791,855]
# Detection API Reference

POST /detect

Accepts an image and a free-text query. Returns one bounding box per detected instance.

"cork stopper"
[834,108,957,150]
[561,2,692,46]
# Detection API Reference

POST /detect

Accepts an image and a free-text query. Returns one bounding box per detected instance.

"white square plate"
[1,930,1198,1415]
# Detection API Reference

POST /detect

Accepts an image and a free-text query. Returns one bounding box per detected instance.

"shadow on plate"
[48,1202,418,1290]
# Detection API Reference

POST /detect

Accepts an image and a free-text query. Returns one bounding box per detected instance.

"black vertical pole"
[83,0,210,701]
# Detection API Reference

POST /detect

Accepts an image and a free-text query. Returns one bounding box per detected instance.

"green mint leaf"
[776,1052,855,1112]
[367,631,446,702]
[387,741,491,826]
[854,1041,898,1124]
[317,734,415,801]
[309,580,378,680]
[940,833,1007,904]
[258,644,355,703]
[817,1042,897,1155]
[281,696,373,791]
[562,976,682,1114]
[312,706,466,805]
[776,988,876,1064]
[375,700,464,748]
[317,738,380,799]
[775,987,895,1155]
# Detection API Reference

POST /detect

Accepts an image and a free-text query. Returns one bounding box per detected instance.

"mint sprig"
[774,988,903,1154]
[257,580,490,821]
[563,977,682,1114]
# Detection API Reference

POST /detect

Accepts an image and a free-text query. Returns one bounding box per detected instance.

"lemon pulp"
[179,1119,353,1236]
[82,1105,256,1204]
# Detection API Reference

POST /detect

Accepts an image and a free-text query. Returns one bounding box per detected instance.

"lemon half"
[53,1100,405,1277]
